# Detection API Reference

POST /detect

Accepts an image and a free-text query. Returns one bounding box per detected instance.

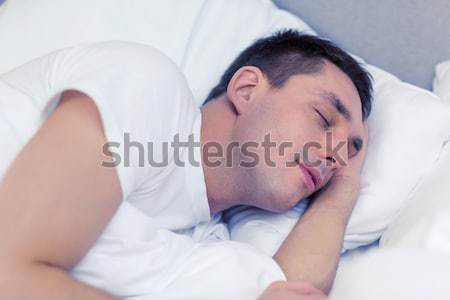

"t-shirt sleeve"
[1,41,197,200]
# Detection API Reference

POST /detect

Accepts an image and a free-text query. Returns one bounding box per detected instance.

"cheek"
[234,108,276,142]
[277,106,322,140]
[261,165,310,212]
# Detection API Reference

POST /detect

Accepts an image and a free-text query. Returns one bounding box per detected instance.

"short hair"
[203,29,373,120]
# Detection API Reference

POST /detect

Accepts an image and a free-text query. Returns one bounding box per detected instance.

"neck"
[200,95,239,215]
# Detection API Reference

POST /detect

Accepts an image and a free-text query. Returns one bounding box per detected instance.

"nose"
[322,131,349,171]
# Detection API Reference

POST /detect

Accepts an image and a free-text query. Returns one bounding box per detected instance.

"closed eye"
[348,137,363,158]
[315,108,330,128]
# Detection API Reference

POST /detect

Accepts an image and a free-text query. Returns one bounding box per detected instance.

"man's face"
[229,61,365,212]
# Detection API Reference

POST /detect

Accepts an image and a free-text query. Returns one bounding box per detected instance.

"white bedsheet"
[128,247,450,300]
[331,248,450,300]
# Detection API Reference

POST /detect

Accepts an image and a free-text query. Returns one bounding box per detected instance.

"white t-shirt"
[0,42,285,299]
[1,41,210,229]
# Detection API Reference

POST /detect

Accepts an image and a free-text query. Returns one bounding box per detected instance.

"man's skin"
[0,59,368,300]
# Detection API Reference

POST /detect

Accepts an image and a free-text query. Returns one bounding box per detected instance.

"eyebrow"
[319,91,352,122]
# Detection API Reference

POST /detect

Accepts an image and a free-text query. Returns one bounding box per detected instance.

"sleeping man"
[0,30,372,300]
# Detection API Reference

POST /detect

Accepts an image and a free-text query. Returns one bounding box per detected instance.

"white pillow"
[381,60,450,251]
[433,60,450,103]
[1,0,450,250]
[0,0,204,73]
[380,142,450,251]
[330,248,450,300]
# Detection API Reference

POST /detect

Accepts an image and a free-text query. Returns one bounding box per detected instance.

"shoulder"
[61,41,185,83]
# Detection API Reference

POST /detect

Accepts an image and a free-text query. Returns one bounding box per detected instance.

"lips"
[299,163,323,194]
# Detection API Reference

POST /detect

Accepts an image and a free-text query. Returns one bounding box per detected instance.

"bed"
[1,0,450,299]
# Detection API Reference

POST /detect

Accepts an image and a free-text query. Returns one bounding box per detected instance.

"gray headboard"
[274,0,450,90]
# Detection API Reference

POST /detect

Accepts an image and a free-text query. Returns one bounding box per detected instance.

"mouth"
[298,163,323,194]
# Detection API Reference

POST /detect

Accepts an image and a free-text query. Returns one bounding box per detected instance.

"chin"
[262,186,305,213]
[243,169,306,212]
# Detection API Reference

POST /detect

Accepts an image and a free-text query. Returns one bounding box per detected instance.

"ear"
[226,66,266,115]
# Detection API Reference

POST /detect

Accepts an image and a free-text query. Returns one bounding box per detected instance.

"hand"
[258,281,327,300]
[314,124,369,205]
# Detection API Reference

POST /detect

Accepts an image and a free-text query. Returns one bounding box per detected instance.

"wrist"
[313,175,360,208]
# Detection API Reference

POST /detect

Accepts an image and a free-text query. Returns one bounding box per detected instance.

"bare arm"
[273,179,358,294]
[273,126,369,295]
[0,91,121,300]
